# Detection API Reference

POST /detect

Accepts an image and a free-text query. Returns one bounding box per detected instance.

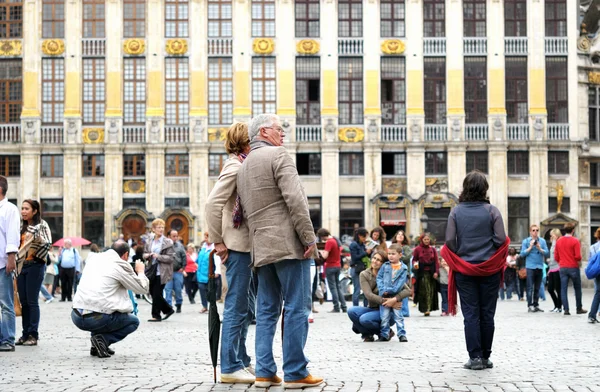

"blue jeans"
[560,267,583,312]
[401,297,410,317]
[71,310,139,346]
[347,306,380,337]
[440,284,448,313]
[40,284,52,301]
[164,271,184,306]
[526,268,543,307]
[325,267,347,311]
[198,282,208,309]
[256,259,311,382]
[0,268,15,346]
[589,276,600,319]
[380,305,405,339]
[220,251,254,374]
[17,263,45,340]
[350,267,361,306]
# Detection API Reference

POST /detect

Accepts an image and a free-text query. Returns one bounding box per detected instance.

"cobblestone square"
[1,290,598,392]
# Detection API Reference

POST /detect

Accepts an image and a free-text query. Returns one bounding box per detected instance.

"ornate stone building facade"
[0,0,595,253]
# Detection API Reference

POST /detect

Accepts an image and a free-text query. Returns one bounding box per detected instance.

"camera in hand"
[533,240,538,246]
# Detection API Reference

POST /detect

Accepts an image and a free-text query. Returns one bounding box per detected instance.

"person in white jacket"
[71,240,149,358]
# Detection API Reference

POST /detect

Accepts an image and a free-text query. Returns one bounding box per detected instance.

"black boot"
[176,304,182,313]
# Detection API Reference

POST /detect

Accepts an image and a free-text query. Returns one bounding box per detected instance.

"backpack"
[585,251,600,280]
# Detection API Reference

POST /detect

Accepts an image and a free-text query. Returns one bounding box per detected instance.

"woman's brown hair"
[595,228,600,240]
[391,230,409,246]
[225,122,250,155]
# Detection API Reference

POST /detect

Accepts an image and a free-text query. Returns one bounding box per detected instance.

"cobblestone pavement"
[1,290,599,392]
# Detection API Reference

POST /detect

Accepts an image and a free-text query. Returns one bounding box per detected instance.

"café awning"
[379,208,406,226]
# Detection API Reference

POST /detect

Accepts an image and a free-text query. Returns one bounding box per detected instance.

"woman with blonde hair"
[547,228,563,312]
[143,218,176,322]
[205,122,257,384]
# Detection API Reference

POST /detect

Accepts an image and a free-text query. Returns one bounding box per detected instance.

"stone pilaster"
[146,0,165,139]
[189,145,209,244]
[321,145,340,237]
[363,0,381,142]
[447,143,466,197]
[104,144,123,246]
[363,144,383,230]
[189,0,208,143]
[63,145,83,237]
[232,0,251,123]
[104,0,123,137]
[276,0,296,140]
[488,143,508,224]
[63,0,82,141]
[145,145,165,216]
[446,0,465,139]
[487,0,506,140]
[320,0,338,140]
[529,144,549,226]
[527,0,547,137]
[21,0,41,141]
[406,143,425,200]
[19,145,40,200]
[405,0,424,141]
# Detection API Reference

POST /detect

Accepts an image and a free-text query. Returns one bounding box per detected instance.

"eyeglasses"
[264,126,285,135]
[532,229,539,232]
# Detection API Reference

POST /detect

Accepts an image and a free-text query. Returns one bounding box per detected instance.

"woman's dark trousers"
[60,267,75,301]
[455,271,501,360]
[517,277,527,300]
[150,279,173,319]
[16,263,45,340]
[547,270,562,310]
[184,272,198,303]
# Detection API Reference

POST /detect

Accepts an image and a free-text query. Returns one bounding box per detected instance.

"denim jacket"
[376,261,408,296]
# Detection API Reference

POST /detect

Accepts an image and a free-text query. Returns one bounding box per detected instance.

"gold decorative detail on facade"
[124,180,146,194]
[296,39,320,55]
[123,39,145,55]
[425,178,449,193]
[591,190,600,201]
[165,39,188,55]
[253,38,275,54]
[208,128,227,142]
[589,72,600,85]
[578,36,591,52]
[82,128,104,144]
[0,40,22,56]
[42,39,65,56]
[380,39,405,55]
[382,178,407,195]
[425,178,438,186]
[338,128,364,143]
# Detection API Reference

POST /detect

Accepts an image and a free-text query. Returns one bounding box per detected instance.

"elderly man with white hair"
[58,238,81,302]
[236,114,323,389]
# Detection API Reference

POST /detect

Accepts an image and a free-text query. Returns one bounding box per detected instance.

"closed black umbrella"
[207,250,221,383]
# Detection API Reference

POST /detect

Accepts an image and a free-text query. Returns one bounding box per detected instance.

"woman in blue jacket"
[196,232,219,313]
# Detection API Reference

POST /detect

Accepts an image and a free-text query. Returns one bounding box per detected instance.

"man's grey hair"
[64,239,72,245]
[248,113,279,142]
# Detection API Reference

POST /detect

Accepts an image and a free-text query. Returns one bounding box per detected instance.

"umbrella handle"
[208,249,216,278]
[213,368,216,383]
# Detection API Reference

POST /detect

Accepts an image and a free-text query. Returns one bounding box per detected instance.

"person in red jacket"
[554,223,587,316]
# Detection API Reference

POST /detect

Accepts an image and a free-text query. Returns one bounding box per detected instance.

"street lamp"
[420,213,429,232]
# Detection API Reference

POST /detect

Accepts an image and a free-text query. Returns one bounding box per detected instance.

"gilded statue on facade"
[548,183,565,213]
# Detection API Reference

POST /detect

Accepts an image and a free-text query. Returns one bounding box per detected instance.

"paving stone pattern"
[1,290,599,392]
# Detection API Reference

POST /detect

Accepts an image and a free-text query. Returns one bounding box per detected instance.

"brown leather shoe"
[22,337,38,346]
[255,375,283,388]
[284,374,324,389]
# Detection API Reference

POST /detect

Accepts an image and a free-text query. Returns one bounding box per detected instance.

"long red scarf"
[440,238,510,316]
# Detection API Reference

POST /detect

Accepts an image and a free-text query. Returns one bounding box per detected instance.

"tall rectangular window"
[41,155,63,177]
[380,0,405,37]
[338,57,363,125]
[463,0,486,37]
[42,199,63,243]
[423,0,444,38]
[338,0,362,38]
[124,0,145,38]
[295,0,319,38]
[208,0,232,37]
[546,57,568,123]
[252,57,276,116]
[165,154,189,176]
[209,153,228,176]
[464,57,487,124]
[296,153,321,175]
[42,58,64,125]
[507,151,529,175]
[124,58,146,125]
[381,57,405,125]
[425,152,447,175]
[296,57,320,125]
[0,0,22,38]
[82,199,104,247]
[123,154,145,177]
[424,58,446,124]
[42,0,65,38]
[83,58,105,125]
[504,0,526,37]
[466,151,488,174]
[82,154,104,177]
[0,59,22,123]
[252,0,275,37]
[505,57,528,124]
[165,58,189,125]
[165,198,190,208]
[508,197,529,242]
[208,58,233,125]
[165,0,188,38]
[83,0,105,38]
[340,197,364,238]
[589,86,600,141]
[545,0,566,37]
[382,152,406,176]
[548,151,569,174]
[591,163,600,187]
[0,155,19,177]
[339,153,364,176]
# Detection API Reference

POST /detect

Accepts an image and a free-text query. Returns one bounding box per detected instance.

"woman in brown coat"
[143,218,176,322]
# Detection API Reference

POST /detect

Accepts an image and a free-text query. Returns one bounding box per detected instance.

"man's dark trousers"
[71,310,140,345]
[526,268,543,307]
[60,267,75,301]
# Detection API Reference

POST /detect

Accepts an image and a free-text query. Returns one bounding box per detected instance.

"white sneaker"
[221,368,255,384]
[245,366,255,376]
[45,298,54,304]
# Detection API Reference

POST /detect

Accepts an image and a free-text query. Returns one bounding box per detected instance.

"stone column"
[232,0,252,124]
[363,0,381,142]
[407,144,425,233]
[21,0,41,143]
[189,145,209,244]
[364,144,382,230]
[529,145,548,226]
[320,0,338,142]
[63,0,83,142]
[104,145,123,246]
[447,144,466,196]
[19,146,40,200]
[527,0,546,136]
[446,0,465,139]
[189,0,208,143]
[405,0,424,141]
[321,146,340,237]
[487,0,506,140]
[104,0,123,137]
[146,0,165,143]
[488,143,508,223]
[567,0,578,141]
[276,0,296,140]
[63,146,83,237]
[145,145,165,216]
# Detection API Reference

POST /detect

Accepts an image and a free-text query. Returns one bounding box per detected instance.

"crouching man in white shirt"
[71,240,149,358]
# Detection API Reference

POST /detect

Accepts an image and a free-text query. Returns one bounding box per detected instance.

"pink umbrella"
[53,237,91,247]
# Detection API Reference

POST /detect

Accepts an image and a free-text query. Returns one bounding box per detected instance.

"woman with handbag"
[143,218,176,322]
[16,199,52,346]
